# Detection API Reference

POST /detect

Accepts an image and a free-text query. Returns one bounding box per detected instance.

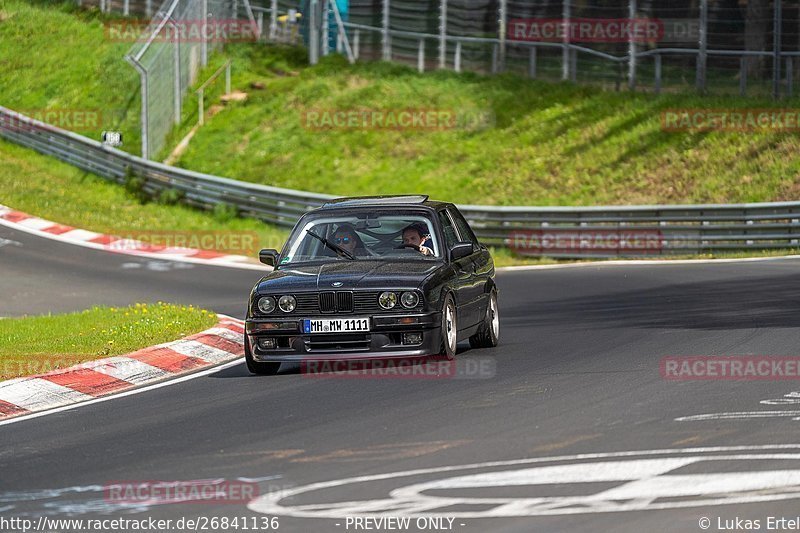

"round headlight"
[257,296,276,314]
[278,295,296,313]
[378,291,397,310]
[400,291,419,308]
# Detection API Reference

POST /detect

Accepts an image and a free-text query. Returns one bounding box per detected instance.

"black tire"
[244,335,281,375]
[438,293,458,360]
[469,288,499,349]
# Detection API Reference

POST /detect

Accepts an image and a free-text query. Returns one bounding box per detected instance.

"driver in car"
[333,224,368,256]
[402,223,434,256]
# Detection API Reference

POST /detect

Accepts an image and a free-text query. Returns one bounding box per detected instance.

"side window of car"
[438,211,458,250]
[448,208,479,246]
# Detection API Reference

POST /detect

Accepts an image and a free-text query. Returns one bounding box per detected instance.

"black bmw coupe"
[244,195,499,375]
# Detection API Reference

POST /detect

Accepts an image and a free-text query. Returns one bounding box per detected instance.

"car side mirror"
[449,242,473,261]
[259,249,280,266]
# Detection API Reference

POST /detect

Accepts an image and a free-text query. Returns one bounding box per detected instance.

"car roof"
[318,195,450,211]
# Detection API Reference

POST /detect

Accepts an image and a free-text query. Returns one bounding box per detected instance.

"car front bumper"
[245,311,442,362]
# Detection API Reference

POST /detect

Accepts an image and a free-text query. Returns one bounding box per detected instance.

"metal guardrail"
[3,105,800,259]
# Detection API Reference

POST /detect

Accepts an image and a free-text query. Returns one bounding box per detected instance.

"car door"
[446,206,487,328]
[438,209,478,330]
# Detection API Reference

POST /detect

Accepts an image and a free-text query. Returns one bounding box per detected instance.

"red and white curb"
[0,204,266,271]
[0,315,245,420]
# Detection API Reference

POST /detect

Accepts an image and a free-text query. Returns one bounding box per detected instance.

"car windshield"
[279,211,440,264]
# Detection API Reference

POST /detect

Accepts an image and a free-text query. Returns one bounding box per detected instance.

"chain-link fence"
[123,0,246,159]
[309,0,800,99]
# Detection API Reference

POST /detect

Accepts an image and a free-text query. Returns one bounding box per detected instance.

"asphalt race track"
[3,222,800,533]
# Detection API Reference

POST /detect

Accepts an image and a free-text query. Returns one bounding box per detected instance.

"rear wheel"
[439,293,458,360]
[469,288,499,349]
[244,335,281,375]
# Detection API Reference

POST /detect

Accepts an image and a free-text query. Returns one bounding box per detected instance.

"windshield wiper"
[306,229,356,260]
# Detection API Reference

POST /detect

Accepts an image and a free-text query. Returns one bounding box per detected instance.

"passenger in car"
[402,223,434,256]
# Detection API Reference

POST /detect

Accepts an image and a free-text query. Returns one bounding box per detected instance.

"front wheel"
[469,289,499,349]
[439,293,458,360]
[244,335,281,375]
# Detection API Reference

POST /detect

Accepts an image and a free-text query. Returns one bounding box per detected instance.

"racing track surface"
[3,223,800,533]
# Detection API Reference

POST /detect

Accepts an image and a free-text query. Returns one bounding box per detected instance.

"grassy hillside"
[0,0,142,153]
[171,45,800,206]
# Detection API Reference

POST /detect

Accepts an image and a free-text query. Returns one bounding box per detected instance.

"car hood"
[256,260,442,293]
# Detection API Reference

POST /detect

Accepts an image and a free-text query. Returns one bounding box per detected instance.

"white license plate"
[303,318,370,334]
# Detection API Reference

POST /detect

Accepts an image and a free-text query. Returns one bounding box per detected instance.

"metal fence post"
[418,39,425,73]
[628,0,636,90]
[787,56,794,98]
[201,0,208,67]
[225,62,231,94]
[269,0,278,40]
[562,0,570,81]
[439,0,447,69]
[322,0,330,56]
[124,0,129,16]
[172,20,181,126]
[382,0,391,61]
[354,30,360,60]
[773,0,782,99]
[529,46,537,79]
[146,0,151,17]
[198,89,205,126]
[309,0,319,65]
[696,0,707,93]
[125,55,149,159]
[454,41,462,73]
[498,0,507,73]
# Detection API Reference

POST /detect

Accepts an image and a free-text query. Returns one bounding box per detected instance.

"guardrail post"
[562,0,570,81]
[529,46,537,79]
[439,0,447,68]
[696,0,707,93]
[654,54,661,94]
[628,0,636,90]
[739,56,747,96]
[773,0,782,99]
[418,39,425,73]
[269,0,278,40]
[382,0,391,61]
[498,0,507,72]
[454,41,462,73]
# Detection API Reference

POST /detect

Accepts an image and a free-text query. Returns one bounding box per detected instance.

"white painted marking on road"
[0,238,22,249]
[85,357,171,384]
[496,254,800,271]
[59,229,102,242]
[676,411,800,421]
[0,359,243,427]
[15,218,53,231]
[248,448,800,519]
[168,340,238,363]
[0,378,93,411]
[201,327,244,343]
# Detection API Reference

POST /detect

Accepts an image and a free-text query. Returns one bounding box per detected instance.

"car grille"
[306,333,371,352]
[260,292,423,315]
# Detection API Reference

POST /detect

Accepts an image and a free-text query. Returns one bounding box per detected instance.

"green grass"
[170,44,800,207]
[0,0,141,154]
[0,139,290,252]
[0,302,217,380]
